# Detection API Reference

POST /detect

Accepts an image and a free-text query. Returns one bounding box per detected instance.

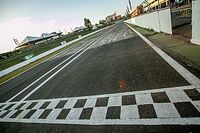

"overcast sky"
[0,0,143,53]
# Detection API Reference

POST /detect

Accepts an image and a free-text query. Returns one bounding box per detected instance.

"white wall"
[125,8,172,34]
[135,11,160,32]
[191,0,200,45]
[159,8,173,34]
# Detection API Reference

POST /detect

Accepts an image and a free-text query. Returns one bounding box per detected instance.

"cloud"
[0,17,79,53]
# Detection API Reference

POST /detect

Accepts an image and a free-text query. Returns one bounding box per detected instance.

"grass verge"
[0,26,106,85]
[0,25,110,71]
[127,23,200,77]
[0,40,81,84]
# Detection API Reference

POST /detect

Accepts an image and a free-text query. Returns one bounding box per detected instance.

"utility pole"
[13,38,19,46]
[128,0,132,11]
[158,0,160,9]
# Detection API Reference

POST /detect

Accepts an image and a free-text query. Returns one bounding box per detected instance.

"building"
[129,5,144,18]
[16,32,62,50]
[106,13,117,23]
[116,15,122,20]
[72,26,85,33]
[142,0,192,13]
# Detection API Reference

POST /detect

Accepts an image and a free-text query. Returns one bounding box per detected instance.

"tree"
[99,20,107,25]
[84,18,92,30]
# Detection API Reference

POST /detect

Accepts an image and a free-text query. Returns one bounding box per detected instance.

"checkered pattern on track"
[0,85,200,125]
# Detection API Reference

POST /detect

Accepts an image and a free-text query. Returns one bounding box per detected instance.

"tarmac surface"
[0,22,199,133]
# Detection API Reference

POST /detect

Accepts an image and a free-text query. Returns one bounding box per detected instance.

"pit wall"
[191,0,200,45]
[125,7,172,34]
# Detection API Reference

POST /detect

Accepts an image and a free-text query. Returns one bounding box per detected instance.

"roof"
[41,33,57,38]
[72,26,85,32]
[17,32,62,48]
[18,36,43,47]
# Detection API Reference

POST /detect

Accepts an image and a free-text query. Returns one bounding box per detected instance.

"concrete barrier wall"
[191,0,200,45]
[159,8,173,34]
[0,27,108,77]
[125,8,172,34]
[135,11,160,32]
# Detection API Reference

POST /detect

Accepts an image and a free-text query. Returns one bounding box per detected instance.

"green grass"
[127,23,200,69]
[128,24,157,36]
[172,45,200,65]
[0,25,108,84]
[0,29,99,71]
[0,40,81,84]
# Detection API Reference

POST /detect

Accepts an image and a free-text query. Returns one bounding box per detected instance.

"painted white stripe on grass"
[19,27,115,102]
[1,85,193,105]
[0,118,200,125]
[126,24,200,88]
[6,28,113,103]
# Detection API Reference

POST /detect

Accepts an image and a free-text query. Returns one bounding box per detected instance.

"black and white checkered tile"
[0,85,200,125]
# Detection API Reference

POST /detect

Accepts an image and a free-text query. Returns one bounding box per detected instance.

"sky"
[0,0,143,53]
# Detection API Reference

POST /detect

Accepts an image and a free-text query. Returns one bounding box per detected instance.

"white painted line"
[0,25,113,81]
[192,101,200,112]
[9,103,21,110]
[5,36,100,103]
[153,103,180,118]
[32,101,45,110]
[63,99,77,109]
[121,105,139,119]
[46,100,60,109]
[107,96,122,107]
[90,107,107,120]
[19,27,115,102]
[126,23,200,88]
[66,108,83,120]
[84,98,97,108]
[20,102,32,110]
[0,110,7,116]
[166,89,191,103]
[46,109,62,120]
[1,117,200,125]
[3,110,17,119]
[0,104,10,110]
[135,93,153,105]
[1,85,193,105]
[30,109,45,119]
[16,110,30,119]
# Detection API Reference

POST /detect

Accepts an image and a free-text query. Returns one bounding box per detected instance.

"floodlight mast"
[13,38,19,46]
[128,0,132,11]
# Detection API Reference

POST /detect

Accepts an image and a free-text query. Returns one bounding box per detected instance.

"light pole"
[158,0,160,9]
[128,0,132,11]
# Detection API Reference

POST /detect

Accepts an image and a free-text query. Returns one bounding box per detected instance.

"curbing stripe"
[126,23,200,88]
